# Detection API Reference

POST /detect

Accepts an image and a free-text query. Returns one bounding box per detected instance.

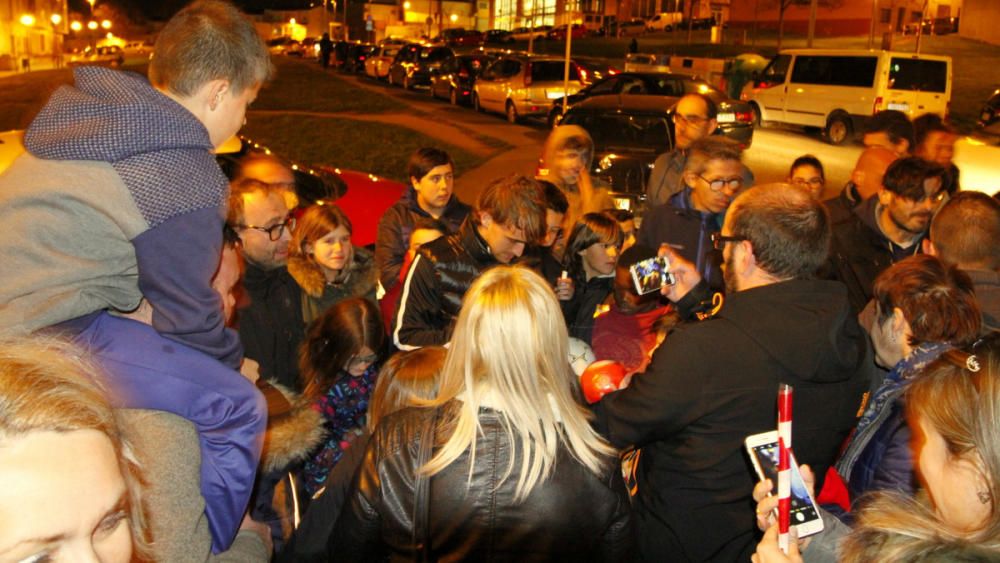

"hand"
[751,523,803,563]
[555,276,574,301]
[239,358,261,384]
[753,465,815,532]
[658,245,702,303]
[239,513,273,555]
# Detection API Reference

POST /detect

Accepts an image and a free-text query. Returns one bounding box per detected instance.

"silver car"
[473,55,584,123]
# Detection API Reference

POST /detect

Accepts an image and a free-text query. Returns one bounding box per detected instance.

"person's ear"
[877,188,893,207]
[682,170,699,189]
[890,307,911,340]
[923,238,937,256]
[479,211,493,228]
[206,79,230,112]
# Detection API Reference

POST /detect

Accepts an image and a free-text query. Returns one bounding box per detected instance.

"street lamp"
[51,14,62,26]
[449,13,457,23]
[101,19,111,30]
[71,21,82,31]
[87,20,98,30]
[20,14,36,26]
[87,0,96,13]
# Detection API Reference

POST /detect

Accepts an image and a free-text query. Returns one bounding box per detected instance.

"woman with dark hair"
[561,212,624,344]
[299,297,385,495]
[788,155,825,199]
[836,254,981,500]
[289,203,376,324]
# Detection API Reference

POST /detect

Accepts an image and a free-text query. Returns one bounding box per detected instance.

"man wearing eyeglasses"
[594,183,872,563]
[646,93,754,207]
[226,176,306,392]
[829,156,951,314]
[638,136,743,292]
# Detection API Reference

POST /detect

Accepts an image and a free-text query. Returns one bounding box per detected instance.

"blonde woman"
[0,337,149,562]
[330,265,633,561]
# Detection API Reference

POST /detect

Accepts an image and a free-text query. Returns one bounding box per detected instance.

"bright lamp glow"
[50,14,62,25]
[101,19,111,29]
[70,21,82,31]
[449,13,458,22]
[19,14,36,26]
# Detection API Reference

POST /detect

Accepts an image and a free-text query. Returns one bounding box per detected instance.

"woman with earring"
[836,254,981,500]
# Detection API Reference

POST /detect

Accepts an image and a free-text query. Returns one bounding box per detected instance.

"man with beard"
[829,156,949,313]
[593,183,872,562]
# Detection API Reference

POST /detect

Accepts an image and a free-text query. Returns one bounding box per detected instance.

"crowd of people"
[1,1,1000,562]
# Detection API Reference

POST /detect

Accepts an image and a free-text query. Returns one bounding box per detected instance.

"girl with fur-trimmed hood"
[288,203,377,324]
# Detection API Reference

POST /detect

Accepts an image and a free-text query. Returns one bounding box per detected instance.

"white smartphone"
[744,430,825,538]
[629,255,675,295]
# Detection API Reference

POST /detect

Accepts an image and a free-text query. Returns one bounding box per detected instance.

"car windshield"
[563,112,672,151]
[532,61,580,82]
[422,48,451,62]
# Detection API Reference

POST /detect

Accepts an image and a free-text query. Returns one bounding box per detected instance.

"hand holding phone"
[629,255,675,295]
[745,431,824,538]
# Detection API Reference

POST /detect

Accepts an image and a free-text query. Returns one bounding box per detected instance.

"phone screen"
[630,256,675,295]
[750,443,821,527]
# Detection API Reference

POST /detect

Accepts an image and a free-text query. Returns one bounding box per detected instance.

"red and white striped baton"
[777,383,794,554]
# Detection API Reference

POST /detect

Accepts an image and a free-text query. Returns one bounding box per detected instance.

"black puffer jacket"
[392,219,498,349]
[329,401,634,562]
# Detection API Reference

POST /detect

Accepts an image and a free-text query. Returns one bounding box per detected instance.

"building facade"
[1,0,68,70]
[959,0,997,45]
[728,0,961,37]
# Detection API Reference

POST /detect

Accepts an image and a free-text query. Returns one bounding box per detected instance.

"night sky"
[68,0,319,22]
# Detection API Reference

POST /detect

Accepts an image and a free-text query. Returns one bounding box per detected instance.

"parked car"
[679,17,716,30]
[617,19,647,37]
[624,53,671,73]
[429,53,496,105]
[365,45,401,80]
[388,44,454,89]
[440,28,484,47]
[344,43,376,73]
[266,37,301,56]
[510,26,551,41]
[978,88,1000,136]
[67,45,125,68]
[547,23,588,40]
[550,72,755,148]
[484,29,515,44]
[646,12,683,32]
[741,48,952,144]
[473,54,585,123]
[574,57,621,85]
[559,95,677,216]
[904,16,959,35]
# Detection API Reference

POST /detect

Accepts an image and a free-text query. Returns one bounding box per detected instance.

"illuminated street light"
[87,0,96,11]
[290,18,297,24]
[449,13,458,23]
[101,19,111,29]
[50,13,62,25]
[87,20,98,30]
[70,21,82,31]
[19,14,36,26]
[403,1,411,8]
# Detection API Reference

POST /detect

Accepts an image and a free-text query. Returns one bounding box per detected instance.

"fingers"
[753,478,774,502]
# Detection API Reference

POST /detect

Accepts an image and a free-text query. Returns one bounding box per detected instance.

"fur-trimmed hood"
[259,380,325,473]
[287,245,376,299]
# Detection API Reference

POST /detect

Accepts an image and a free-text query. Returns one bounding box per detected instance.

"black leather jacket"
[392,219,498,349]
[329,401,634,562]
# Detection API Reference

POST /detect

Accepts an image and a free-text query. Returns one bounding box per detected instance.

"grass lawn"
[242,113,482,182]
[0,69,76,131]
[253,58,398,114]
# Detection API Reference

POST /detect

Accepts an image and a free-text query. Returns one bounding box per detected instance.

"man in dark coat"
[594,183,873,562]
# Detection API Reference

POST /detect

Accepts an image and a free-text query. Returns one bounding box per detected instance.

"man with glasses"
[227,176,306,391]
[829,156,951,313]
[638,136,744,291]
[646,93,755,207]
[594,183,872,562]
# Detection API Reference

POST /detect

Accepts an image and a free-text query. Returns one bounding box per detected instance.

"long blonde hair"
[0,336,150,558]
[422,266,615,501]
[840,334,1000,561]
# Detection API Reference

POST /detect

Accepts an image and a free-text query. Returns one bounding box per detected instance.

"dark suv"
[560,95,678,216]
[388,45,454,89]
[440,28,484,46]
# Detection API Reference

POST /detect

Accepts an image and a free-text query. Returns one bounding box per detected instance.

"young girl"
[289,203,377,324]
[299,297,385,496]
[561,212,624,345]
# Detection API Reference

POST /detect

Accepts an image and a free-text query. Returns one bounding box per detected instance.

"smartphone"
[744,431,825,538]
[629,255,675,295]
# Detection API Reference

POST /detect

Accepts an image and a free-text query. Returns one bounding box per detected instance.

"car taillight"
[608,68,618,75]
[734,111,753,123]
[525,62,533,86]
[459,68,469,78]
[579,67,589,83]
[359,56,366,61]
[872,96,883,115]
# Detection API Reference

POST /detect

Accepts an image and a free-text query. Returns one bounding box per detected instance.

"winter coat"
[828,197,924,315]
[392,218,499,349]
[329,400,634,561]
[374,188,470,293]
[594,279,873,562]
[238,264,307,392]
[561,274,614,345]
[287,246,378,325]
[638,187,726,292]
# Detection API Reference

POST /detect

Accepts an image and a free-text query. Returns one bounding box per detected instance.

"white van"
[646,12,683,32]
[740,49,952,144]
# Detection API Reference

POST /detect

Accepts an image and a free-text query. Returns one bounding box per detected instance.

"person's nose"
[512,242,526,258]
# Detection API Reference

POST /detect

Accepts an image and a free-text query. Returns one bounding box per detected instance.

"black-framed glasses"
[698,174,743,192]
[239,215,296,241]
[673,113,710,126]
[791,177,824,188]
[711,232,748,251]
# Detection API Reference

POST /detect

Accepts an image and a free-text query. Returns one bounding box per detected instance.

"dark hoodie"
[1,66,239,366]
[595,278,873,562]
